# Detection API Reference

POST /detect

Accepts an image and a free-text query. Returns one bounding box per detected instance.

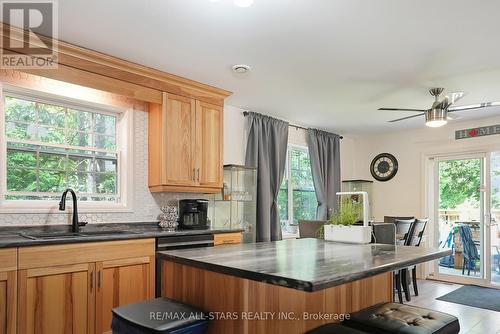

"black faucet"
[59,188,81,233]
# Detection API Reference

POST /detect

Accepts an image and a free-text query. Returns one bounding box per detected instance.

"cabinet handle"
[90,271,94,291]
[197,168,200,182]
[98,270,102,289]
[193,168,196,181]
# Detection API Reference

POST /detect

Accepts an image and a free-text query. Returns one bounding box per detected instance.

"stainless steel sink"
[79,231,137,237]
[19,230,136,240]
[20,232,82,240]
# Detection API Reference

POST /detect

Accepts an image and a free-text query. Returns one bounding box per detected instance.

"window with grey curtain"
[307,129,341,220]
[245,112,289,242]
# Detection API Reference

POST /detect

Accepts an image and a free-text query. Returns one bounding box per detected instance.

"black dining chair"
[298,220,326,238]
[394,219,416,302]
[372,223,396,245]
[394,219,416,246]
[383,216,415,224]
[372,223,404,303]
[407,219,428,296]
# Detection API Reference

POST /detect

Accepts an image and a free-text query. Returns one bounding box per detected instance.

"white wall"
[223,104,246,165]
[345,115,500,221]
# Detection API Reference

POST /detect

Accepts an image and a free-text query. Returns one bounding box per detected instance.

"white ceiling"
[58,0,500,134]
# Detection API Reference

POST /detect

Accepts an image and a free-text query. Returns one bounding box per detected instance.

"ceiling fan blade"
[448,91,465,104]
[378,107,427,112]
[449,102,500,112]
[388,113,425,123]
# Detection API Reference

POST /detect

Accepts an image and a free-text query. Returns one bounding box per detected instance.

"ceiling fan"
[379,88,500,127]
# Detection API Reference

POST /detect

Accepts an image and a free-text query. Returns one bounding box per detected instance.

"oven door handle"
[157,240,214,249]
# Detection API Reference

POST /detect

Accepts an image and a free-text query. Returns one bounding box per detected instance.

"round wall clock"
[370,153,398,181]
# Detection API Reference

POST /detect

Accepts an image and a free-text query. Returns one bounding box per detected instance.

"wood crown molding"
[0,23,232,105]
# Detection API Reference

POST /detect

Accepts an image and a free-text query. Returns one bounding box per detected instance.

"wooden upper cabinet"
[163,93,196,186]
[0,249,17,334]
[149,93,224,193]
[196,101,224,188]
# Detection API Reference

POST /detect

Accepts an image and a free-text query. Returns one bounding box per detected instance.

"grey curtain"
[307,129,341,220]
[245,112,289,242]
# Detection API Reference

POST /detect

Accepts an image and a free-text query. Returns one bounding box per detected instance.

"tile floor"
[407,279,500,334]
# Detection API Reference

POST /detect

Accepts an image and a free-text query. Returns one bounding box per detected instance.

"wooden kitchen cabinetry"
[214,232,242,246]
[17,239,155,334]
[149,92,224,193]
[0,248,17,334]
[95,256,155,334]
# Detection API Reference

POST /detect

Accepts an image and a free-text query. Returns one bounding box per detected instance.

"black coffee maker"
[178,199,209,230]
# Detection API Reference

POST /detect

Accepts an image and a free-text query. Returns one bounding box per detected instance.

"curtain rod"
[242,111,343,139]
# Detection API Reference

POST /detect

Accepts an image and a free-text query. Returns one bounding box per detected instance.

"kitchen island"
[157,238,450,334]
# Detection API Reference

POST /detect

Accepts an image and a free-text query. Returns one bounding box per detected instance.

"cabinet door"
[0,271,16,334]
[18,263,95,334]
[196,101,223,188]
[95,256,155,334]
[163,93,197,186]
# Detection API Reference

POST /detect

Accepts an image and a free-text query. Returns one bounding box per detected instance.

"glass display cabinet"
[213,165,257,243]
[341,179,374,220]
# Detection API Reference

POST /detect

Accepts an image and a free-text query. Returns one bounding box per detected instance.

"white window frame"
[280,144,316,228]
[0,84,134,213]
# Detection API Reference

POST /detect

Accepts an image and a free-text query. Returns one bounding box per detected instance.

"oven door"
[155,234,214,296]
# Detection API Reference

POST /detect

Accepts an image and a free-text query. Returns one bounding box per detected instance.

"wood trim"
[148,185,222,194]
[148,255,155,298]
[101,256,151,269]
[213,233,242,246]
[161,261,392,334]
[0,248,17,272]
[148,101,162,187]
[19,239,155,269]
[1,23,231,105]
[89,263,96,334]
[22,64,162,104]
[1,270,17,334]
[26,263,90,278]
[16,270,27,334]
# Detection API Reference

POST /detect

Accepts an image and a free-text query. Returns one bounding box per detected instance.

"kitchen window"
[279,145,317,235]
[0,88,133,212]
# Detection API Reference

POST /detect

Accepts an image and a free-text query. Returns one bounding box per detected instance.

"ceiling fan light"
[426,119,448,128]
[425,108,448,128]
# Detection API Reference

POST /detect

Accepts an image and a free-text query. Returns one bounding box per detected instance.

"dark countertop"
[0,222,243,248]
[158,238,451,292]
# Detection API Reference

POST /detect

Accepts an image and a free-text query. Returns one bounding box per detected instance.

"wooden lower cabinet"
[0,248,17,334]
[18,263,95,334]
[214,232,242,246]
[17,239,155,334]
[95,256,155,334]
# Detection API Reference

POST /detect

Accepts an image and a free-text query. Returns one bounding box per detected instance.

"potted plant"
[324,192,372,244]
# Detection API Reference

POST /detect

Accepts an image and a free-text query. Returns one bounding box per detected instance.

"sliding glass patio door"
[431,152,500,287]
[432,154,486,285]
[489,152,500,285]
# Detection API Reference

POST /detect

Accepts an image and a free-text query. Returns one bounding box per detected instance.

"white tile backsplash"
[0,110,212,226]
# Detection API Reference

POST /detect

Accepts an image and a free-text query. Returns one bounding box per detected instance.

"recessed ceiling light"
[233,0,254,7]
[232,64,251,74]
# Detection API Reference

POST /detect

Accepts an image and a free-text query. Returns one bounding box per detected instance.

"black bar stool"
[343,302,459,334]
[112,298,208,334]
